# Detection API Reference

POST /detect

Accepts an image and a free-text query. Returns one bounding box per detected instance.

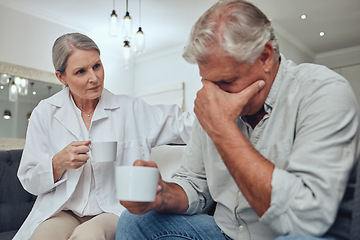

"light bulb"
[123,40,132,69]
[135,27,145,54]
[110,10,119,37]
[3,110,11,120]
[122,12,132,40]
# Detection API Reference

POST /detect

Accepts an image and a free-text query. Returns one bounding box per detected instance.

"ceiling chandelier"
[109,0,145,68]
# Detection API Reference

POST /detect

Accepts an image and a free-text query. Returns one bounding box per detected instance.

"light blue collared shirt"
[171,55,360,239]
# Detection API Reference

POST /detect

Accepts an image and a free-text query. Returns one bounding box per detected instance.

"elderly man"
[116,0,360,239]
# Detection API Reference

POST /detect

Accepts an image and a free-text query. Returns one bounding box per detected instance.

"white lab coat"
[14,88,194,239]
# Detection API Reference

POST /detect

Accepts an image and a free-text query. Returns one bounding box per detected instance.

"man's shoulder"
[286,61,347,86]
[273,60,357,113]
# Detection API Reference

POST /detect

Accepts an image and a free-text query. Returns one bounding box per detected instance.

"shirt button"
[237,191,241,197]
[239,225,244,231]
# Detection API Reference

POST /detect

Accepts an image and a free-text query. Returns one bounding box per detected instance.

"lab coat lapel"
[47,88,82,140]
[46,88,120,138]
[92,89,121,122]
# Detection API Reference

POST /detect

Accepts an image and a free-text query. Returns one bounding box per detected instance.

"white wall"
[0,5,71,73]
[315,46,360,104]
[315,46,360,69]
[333,64,360,105]
[98,51,134,96]
[134,46,200,112]
[273,23,315,64]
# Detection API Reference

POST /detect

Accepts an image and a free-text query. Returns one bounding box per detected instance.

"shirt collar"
[264,54,287,113]
[240,54,286,123]
[45,87,121,130]
[45,87,121,111]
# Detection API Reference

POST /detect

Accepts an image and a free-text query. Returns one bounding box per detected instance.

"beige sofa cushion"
[151,145,185,181]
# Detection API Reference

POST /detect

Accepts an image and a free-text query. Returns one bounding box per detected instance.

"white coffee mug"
[115,166,159,202]
[90,141,117,163]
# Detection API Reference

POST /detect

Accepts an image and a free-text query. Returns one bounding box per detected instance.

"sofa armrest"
[151,145,185,181]
[0,149,36,233]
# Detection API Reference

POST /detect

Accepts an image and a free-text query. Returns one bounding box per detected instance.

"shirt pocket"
[116,139,151,166]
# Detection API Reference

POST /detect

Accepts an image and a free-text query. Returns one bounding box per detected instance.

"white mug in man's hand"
[115,166,159,202]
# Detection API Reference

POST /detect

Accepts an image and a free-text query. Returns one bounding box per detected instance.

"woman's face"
[56,48,104,102]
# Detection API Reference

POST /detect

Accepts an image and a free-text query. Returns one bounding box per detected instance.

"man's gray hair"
[183,0,280,65]
[52,33,100,74]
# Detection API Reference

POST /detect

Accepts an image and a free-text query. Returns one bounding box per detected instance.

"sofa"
[0,145,359,239]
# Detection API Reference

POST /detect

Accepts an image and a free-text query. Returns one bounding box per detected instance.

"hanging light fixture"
[3,110,11,120]
[119,0,146,68]
[9,80,18,102]
[135,27,145,54]
[109,0,119,37]
[122,0,132,40]
[123,40,132,68]
[135,0,145,54]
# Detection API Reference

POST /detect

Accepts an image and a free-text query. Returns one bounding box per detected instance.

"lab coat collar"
[92,88,121,121]
[45,87,121,139]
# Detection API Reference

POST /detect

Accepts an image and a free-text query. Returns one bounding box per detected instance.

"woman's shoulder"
[41,87,69,105]
[103,88,133,99]
[102,88,147,106]
[31,88,68,114]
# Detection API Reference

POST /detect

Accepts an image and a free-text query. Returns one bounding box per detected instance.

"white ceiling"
[1,0,360,58]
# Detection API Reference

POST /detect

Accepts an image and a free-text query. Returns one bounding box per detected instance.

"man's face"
[198,53,271,117]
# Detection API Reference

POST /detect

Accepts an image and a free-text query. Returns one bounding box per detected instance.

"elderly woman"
[13,33,193,240]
